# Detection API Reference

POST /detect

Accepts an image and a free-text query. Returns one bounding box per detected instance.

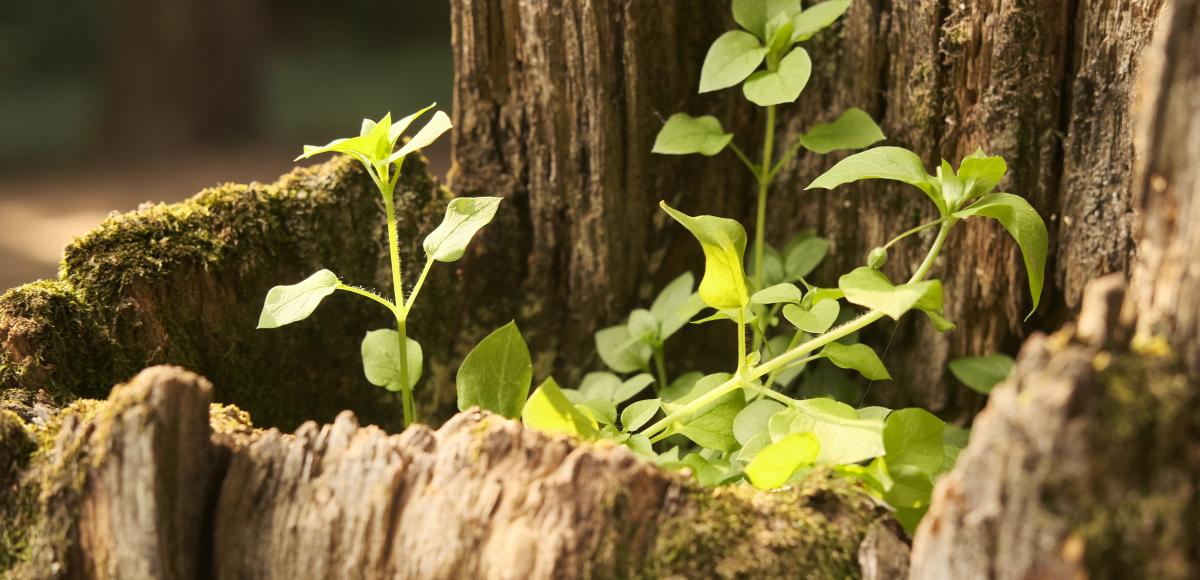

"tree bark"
[910,2,1200,577]
[0,365,906,579]
[450,0,1165,418]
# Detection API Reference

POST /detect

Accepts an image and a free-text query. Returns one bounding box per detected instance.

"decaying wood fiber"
[0,365,907,579]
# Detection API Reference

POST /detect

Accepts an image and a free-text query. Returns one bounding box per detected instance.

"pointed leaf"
[456,321,533,418]
[423,197,503,262]
[257,269,340,329]
[953,193,1048,317]
[387,103,437,145]
[660,202,750,310]
[391,110,453,161]
[621,399,661,432]
[595,325,651,373]
[784,236,830,279]
[614,373,656,404]
[745,432,820,489]
[751,283,804,305]
[956,149,1007,201]
[732,0,802,38]
[821,342,891,381]
[699,30,769,93]
[523,377,600,439]
[652,113,734,156]
[948,354,1014,395]
[883,408,945,476]
[838,267,942,320]
[742,47,812,106]
[806,146,942,213]
[790,0,852,42]
[361,329,423,390]
[799,108,885,154]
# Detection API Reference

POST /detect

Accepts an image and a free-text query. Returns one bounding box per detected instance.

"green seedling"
[258,105,502,428]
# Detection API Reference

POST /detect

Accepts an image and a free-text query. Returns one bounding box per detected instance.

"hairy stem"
[379,164,415,427]
[336,284,398,316]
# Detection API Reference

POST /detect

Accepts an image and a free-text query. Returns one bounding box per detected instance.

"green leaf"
[784,399,887,464]
[764,13,795,60]
[297,114,393,164]
[956,148,1007,201]
[360,329,423,391]
[734,432,774,461]
[624,433,656,458]
[790,0,852,41]
[652,113,734,156]
[456,321,533,418]
[613,373,656,404]
[751,283,804,305]
[652,273,704,340]
[522,377,600,439]
[678,392,745,452]
[782,299,840,333]
[742,47,812,106]
[733,399,785,445]
[662,372,703,402]
[821,342,891,381]
[838,267,942,320]
[799,108,885,154]
[423,197,503,262]
[660,202,751,310]
[595,326,651,373]
[733,0,803,38]
[806,146,942,213]
[937,160,965,207]
[390,110,453,162]
[669,373,733,408]
[948,354,1014,395]
[745,432,820,489]
[953,193,1048,317]
[883,408,945,475]
[578,400,617,426]
[257,269,341,329]
[699,30,769,93]
[387,103,437,145]
[784,236,830,279]
[627,309,659,344]
[621,399,661,432]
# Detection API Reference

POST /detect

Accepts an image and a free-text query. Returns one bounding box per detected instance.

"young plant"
[257,105,502,428]
[653,0,884,353]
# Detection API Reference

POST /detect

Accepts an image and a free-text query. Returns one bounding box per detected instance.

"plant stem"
[883,217,944,251]
[737,308,748,373]
[380,168,415,428]
[640,221,954,440]
[336,284,398,315]
[653,344,669,389]
[751,105,777,352]
[403,259,435,313]
[728,143,758,175]
[398,318,415,423]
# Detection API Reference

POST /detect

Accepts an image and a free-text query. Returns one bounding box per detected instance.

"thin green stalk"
[751,105,777,352]
[737,308,748,373]
[336,284,398,315]
[883,217,944,251]
[403,259,435,313]
[380,166,415,427]
[728,143,759,176]
[640,221,954,440]
[653,345,669,389]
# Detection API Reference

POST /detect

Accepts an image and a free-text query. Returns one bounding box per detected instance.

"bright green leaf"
[678,393,744,452]
[652,113,735,156]
[733,399,785,445]
[660,202,751,310]
[390,110,453,161]
[621,399,661,432]
[790,0,852,42]
[948,354,1014,395]
[595,325,652,373]
[800,108,885,154]
[838,267,942,320]
[751,283,804,305]
[523,377,600,439]
[745,432,820,489]
[733,0,803,38]
[806,146,942,213]
[699,30,769,93]
[883,408,945,475]
[387,103,436,145]
[821,342,891,381]
[953,193,1048,317]
[578,399,617,426]
[456,321,533,418]
[742,47,812,106]
[765,13,795,59]
[423,197,503,262]
[257,269,340,329]
[782,299,840,333]
[360,329,422,391]
[956,148,1007,201]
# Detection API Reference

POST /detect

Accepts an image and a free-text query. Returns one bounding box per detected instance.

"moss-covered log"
[0,155,457,431]
[0,366,906,579]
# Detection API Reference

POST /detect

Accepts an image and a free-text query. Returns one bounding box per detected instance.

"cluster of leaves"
[258,105,502,427]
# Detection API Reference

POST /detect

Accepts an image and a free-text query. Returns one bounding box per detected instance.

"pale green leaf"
[652,273,705,340]
[652,113,734,156]
[784,236,830,279]
[821,342,891,381]
[678,393,745,452]
[391,110,453,161]
[387,103,436,145]
[595,325,652,373]
[956,148,1007,201]
[621,399,661,432]
[733,399,785,445]
[734,432,774,461]
[745,432,820,489]
[578,372,622,401]
[360,329,422,391]
[806,146,942,213]
[948,354,1014,395]
[423,197,503,262]
[699,30,769,93]
[782,299,840,333]
[522,377,600,439]
[953,193,1048,317]
[883,408,945,476]
[742,47,812,106]
[624,433,656,458]
[627,309,659,344]
[751,283,804,305]
[661,371,704,402]
[456,321,533,418]
[733,0,803,38]
[764,13,795,59]
[613,373,656,405]
[660,202,751,310]
[790,0,852,41]
[799,108,885,154]
[578,400,617,426]
[257,269,340,329]
[838,267,942,320]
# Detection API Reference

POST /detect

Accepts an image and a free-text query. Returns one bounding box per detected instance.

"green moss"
[648,470,884,578]
[0,154,454,432]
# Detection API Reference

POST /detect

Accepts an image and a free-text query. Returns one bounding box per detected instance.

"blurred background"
[0,0,452,291]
